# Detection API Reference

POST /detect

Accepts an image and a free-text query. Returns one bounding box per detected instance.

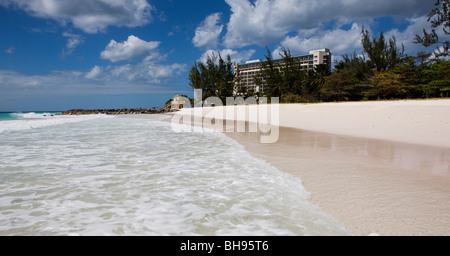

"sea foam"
[0,114,111,133]
[0,115,351,235]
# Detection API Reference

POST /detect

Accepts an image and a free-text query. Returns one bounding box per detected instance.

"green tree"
[422,60,450,97]
[368,57,429,100]
[322,68,370,102]
[301,67,326,102]
[279,47,299,95]
[278,47,309,97]
[188,62,201,89]
[322,53,372,102]
[414,0,450,58]
[361,28,405,72]
[254,48,283,98]
[188,52,235,101]
[369,71,408,99]
[215,53,235,101]
[394,56,428,98]
[335,52,373,80]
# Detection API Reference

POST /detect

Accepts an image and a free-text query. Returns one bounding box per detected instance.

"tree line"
[187,0,449,103]
[188,52,234,103]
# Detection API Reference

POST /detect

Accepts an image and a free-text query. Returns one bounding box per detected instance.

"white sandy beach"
[174,99,450,235]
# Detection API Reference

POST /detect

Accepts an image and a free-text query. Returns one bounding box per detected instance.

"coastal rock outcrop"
[57,107,179,116]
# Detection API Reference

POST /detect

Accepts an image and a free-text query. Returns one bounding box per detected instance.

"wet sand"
[226,127,450,236]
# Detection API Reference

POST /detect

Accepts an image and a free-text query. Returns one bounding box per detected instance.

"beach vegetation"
[322,68,370,102]
[422,59,450,97]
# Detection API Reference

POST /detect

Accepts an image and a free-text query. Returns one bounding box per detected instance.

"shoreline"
[173,99,450,235]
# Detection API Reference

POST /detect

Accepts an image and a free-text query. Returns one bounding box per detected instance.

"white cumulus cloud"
[271,14,442,68]
[274,23,363,58]
[0,60,187,101]
[385,16,439,56]
[0,0,153,33]
[198,49,256,64]
[88,45,187,84]
[223,0,432,48]
[106,61,187,84]
[192,12,224,49]
[100,35,161,63]
[85,65,103,79]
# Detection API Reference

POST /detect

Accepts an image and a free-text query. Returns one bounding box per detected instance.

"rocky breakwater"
[57,107,178,116]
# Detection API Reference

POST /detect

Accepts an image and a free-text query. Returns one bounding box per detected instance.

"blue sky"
[0,0,439,111]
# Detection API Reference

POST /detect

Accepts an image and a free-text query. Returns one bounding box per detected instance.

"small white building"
[171,94,190,109]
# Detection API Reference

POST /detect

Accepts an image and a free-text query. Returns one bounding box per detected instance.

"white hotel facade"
[233,49,332,94]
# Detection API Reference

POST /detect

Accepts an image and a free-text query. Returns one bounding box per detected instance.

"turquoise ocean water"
[0,112,60,121]
[0,112,351,235]
[0,112,20,121]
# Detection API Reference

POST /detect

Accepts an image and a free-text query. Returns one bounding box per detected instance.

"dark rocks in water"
[57,107,179,116]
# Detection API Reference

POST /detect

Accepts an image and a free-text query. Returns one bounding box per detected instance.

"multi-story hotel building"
[233,48,331,94]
